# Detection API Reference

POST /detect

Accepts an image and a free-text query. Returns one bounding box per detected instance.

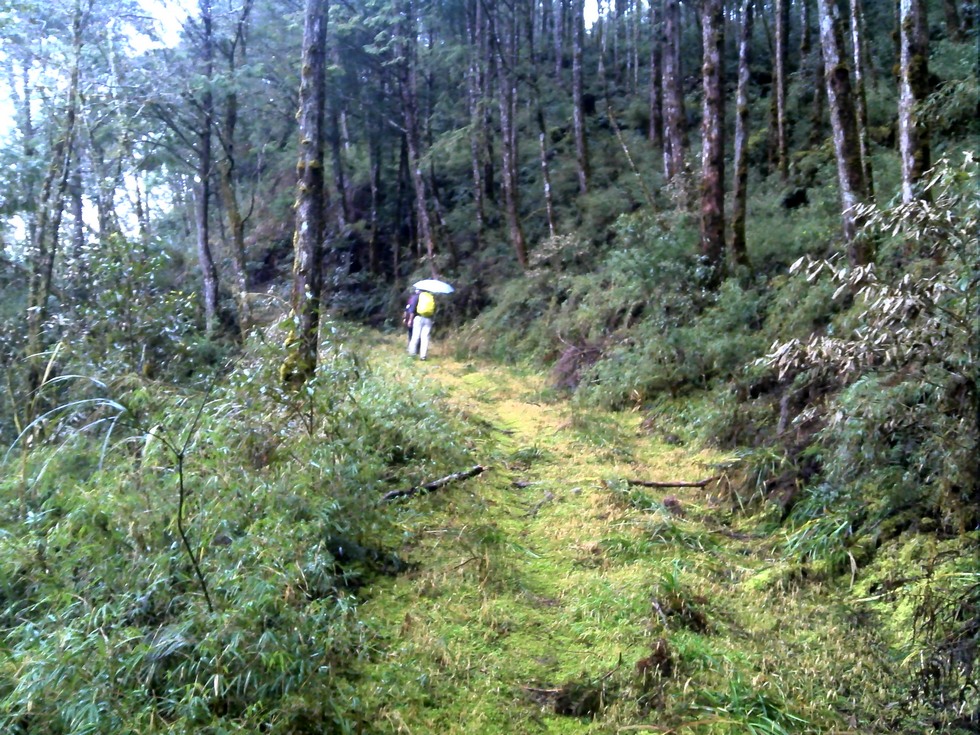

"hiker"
[407,289,437,360]
[403,290,420,346]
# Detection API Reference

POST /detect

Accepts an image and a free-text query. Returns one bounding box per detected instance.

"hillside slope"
[349,332,939,734]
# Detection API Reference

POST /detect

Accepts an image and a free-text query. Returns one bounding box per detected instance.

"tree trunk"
[26,4,81,398]
[466,0,486,244]
[808,38,826,148]
[329,80,352,230]
[849,0,874,197]
[942,0,963,40]
[817,0,869,262]
[399,0,437,272]
[731,0,753,267]
[69,164,87,305]
[282,0,328,387]
[572,0,590,194]
[774,0,790,179]
[800,0,812,56]
[217,0,254,340]
[554,0,568,81]
[368,123,382,274]
[648,0,664,149]
[662,0,686,182]
[699,0,725,278]
[494,5,529,268]
[195,0,220,338]
[531,24,557,240]
[898,0,931,203]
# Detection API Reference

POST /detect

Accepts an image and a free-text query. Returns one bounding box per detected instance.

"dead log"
[626,476,719,489]
[382,465,486,502]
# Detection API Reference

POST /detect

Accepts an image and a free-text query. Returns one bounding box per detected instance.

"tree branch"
[382,465,486,502]
[626,476,719,489]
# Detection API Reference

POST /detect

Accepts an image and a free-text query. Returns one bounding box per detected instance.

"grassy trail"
[353,333,862,734]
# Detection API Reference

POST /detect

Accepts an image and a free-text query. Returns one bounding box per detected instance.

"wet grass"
[350,334,924,734]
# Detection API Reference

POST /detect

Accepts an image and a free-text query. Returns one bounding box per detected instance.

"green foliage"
[693,675,809,735]
[0,325,483,733]
[768,154,979,535]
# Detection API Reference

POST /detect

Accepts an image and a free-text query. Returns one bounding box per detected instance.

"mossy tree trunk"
[283,0,328,387]
[699,0,726,278]
[817,0,870,262]
[731,0,754,267]
[899,0,931,204]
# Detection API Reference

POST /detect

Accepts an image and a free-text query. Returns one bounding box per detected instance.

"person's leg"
[408,317,423,355]
[419,317,432,359]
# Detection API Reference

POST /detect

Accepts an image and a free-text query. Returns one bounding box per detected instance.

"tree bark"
[898,0,931,203]
[216,0,254,340]
[195,0,220,338]
[26,4,82,397]
[662,0,686,182]
[817,0,869,261]
[731,0,754,267]
[554,0,568,81]
[493,5,529,268]
[773,0,790,179]
[282,0,328,387]
[808,36,826,148]
[368,123,382,274]
[328,70,352,230]
[699,0,725,277]
[572,0,590,195]
[800,0,812,56]
[942,0,963,40]
[648,0,664,149]
[466,0,487,244]
[399,0,438,273]
[535,97,557,239]
[849,0,874,197]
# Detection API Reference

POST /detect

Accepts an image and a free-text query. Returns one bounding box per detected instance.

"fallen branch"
[382,465,486,502]
[626,476,719,489]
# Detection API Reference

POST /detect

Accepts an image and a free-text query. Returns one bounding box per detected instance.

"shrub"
[0,324,484,733]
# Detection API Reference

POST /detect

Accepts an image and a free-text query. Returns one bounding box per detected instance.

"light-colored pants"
[408,316,433,358]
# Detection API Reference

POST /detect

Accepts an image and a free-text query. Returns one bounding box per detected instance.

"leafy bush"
[767,154,979,534]
[0,325,484,733]
[758,155,979,725]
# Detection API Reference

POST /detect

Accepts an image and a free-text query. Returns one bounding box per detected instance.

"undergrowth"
[0,323,484,733]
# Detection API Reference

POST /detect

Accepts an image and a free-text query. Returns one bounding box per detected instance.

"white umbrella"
[412,278,454,294]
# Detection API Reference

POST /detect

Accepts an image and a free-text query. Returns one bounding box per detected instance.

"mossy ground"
[348,332,943,734]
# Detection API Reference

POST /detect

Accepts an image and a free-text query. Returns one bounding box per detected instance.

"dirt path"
[355,334,730,734]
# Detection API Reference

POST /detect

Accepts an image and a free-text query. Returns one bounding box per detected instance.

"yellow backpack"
[416,291,436,317]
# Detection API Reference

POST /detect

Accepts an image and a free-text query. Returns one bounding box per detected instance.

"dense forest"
[0,0,977,732]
